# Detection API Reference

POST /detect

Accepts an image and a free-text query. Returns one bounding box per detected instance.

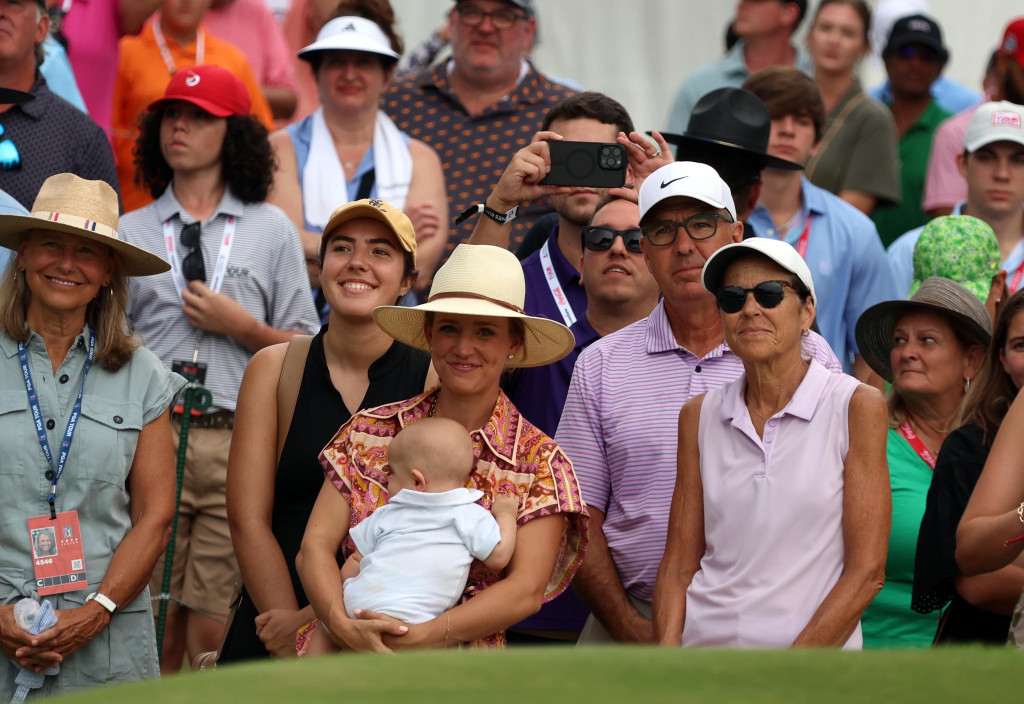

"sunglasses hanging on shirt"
[0,124,21,170]
[180,222,206,282]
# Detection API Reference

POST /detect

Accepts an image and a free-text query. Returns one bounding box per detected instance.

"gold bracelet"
[444,611,450,649]
[1017,501,1024,523]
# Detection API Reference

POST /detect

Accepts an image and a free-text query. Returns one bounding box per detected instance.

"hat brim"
[146,95,238,118]
[0,214,170,276]
[320,203,416,266]
[854,300,991,383]
[658,132,804,172]
[373,299,575,368]
[298,37,399,63]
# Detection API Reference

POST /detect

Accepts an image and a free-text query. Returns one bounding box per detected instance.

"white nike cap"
[638,161,737,224]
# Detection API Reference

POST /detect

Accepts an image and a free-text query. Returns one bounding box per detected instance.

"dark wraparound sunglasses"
[181,222,206,282]
[716,280,800,314]
[581,226,644,254]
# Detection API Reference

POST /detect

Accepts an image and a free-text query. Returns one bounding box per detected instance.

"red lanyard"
[794,214,812,259]
[898,422,937,469]
[1010,258,1024,293]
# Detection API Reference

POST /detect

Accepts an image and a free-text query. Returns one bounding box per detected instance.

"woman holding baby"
[296,243,589,651]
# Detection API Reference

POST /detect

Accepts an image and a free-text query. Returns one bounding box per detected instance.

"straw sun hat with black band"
[373,244,575,368]
[855,277,992,384]
[0,173,169,276]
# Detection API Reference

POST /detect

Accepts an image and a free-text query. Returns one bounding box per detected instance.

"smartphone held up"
[539,140,626,188]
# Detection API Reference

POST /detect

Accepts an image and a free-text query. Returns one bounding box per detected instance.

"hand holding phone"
[539,141,626,188]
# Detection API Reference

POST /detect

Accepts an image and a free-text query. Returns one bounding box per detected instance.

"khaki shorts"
[150,421,239,618]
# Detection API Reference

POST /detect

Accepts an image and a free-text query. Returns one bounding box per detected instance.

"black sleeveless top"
[219,328,430,662]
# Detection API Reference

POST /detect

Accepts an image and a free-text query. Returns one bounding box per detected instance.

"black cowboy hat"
[659,87,802,172]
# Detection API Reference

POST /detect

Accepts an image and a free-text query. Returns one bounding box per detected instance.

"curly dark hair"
[133,108,275,204]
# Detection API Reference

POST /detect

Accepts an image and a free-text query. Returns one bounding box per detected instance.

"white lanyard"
[163,216,236,305]
[152,19,205,75]
[539,239,577,328]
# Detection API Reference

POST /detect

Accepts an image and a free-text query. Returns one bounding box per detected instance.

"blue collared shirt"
[749,178,898,371]
[869,75,981,115]
[887,201,1024,298]
[666,40,815,136]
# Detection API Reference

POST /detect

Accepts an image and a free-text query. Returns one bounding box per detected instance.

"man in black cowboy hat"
[660,86,802,232]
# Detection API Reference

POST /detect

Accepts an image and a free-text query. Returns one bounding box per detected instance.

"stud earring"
[507,354,514,360]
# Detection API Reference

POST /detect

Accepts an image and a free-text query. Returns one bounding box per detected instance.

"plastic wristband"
[85,592,117,614]
[454,203,518,226]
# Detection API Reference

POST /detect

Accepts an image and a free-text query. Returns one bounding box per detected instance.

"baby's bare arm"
[482,496,519,570]
[339,549,364,583]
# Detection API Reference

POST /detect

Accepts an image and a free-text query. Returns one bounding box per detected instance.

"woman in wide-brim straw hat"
[0,174,184,697]
[855,277,991,648]
[296,244,589,652]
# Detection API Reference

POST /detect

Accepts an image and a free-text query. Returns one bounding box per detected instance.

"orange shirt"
[112,22,275,213]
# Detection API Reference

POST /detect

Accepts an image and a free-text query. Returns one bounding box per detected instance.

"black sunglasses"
[180,222,206,283]
[716,280,799,314]
[581,226,644,254]
[895,44,941,63]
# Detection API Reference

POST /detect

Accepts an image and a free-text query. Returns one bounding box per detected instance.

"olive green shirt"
[0,326,184,697]
[805,81,902,210]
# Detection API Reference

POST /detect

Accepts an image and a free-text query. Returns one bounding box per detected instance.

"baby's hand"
[490,494,519,519]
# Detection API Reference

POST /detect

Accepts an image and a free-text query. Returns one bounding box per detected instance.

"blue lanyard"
[18,328,96,519]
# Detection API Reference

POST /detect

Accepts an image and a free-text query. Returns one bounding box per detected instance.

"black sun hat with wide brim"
[854,277,992,383]
[658,87,803,172]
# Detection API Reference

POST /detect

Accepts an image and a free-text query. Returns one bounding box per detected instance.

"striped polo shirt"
[122,186,321,412]
[555,299,841,603]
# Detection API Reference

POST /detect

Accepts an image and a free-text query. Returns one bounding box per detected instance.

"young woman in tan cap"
[296,243,588,652]
[0,174,183,697]
[221,199,435,663]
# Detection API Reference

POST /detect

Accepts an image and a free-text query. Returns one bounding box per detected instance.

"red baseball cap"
[147,65,251,117]
[1000,18,1024,69]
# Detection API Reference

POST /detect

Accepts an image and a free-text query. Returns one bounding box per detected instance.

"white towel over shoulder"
[302,108,412,230]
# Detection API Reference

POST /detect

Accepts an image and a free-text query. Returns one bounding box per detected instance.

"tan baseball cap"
[319,198,417,268]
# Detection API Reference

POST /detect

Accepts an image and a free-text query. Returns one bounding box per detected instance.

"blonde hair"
[0,236,141,371]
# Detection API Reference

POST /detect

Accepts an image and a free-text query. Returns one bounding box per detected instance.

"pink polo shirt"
[204,0,297,93]
[684,360,862,649]
[64,0,122,135]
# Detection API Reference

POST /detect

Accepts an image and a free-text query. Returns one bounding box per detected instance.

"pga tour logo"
[993,111,1022,129]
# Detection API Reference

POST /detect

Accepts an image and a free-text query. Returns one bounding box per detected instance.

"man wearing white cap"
[556,161,841,643]
[889,101,1024,297]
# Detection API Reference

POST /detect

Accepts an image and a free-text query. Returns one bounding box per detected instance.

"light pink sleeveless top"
[685,359,862,649]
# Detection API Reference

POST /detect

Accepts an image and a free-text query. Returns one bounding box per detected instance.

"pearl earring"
[507,354,514,360]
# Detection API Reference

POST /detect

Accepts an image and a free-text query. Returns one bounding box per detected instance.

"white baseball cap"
[638,161,737,224]
[298,16,400,63]
[701,238,817,305]
[964,101,1024,152]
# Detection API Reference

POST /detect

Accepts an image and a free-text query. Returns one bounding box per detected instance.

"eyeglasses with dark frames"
[455,4,527,30]
[581,226,644,254]
[641,212,734,246]
[180,222,206,283]
[715,280,800,314]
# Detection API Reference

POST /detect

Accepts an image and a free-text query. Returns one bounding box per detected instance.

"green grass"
[54,645,1022,703]
[53,646,1022,703]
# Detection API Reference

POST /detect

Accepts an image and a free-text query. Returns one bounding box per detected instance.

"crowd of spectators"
[2,0,1024,697]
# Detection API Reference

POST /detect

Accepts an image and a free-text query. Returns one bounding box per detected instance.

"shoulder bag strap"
[276,334,314,466]
[804,91,868,180]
